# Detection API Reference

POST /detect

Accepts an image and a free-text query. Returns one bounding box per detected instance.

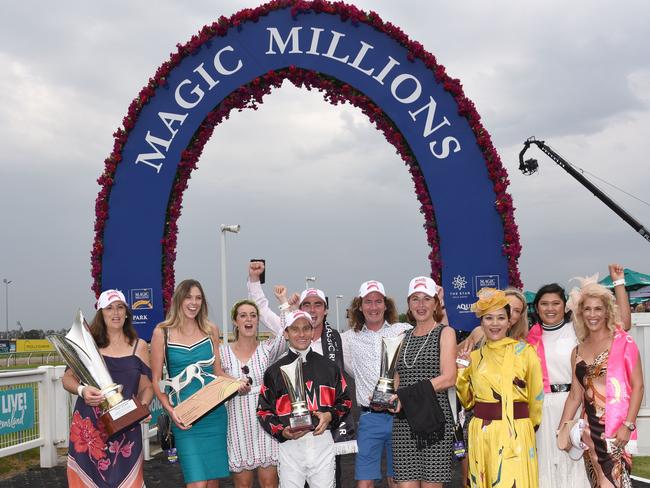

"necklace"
[402,326,435,369]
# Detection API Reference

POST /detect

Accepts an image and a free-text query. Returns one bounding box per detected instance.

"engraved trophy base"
[289,412,314,432]
[370,388,397,410]
[99,395,150,437]
[174,376,241,426]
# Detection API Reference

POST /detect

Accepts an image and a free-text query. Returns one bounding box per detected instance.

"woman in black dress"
[391,276,457,488]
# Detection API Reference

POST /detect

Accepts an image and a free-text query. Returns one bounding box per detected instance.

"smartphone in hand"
[250,259,265,284]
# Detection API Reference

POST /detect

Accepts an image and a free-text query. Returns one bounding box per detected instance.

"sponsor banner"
[100,8,510,334]
[148,395,164,426]
[474,274,501,292]
[0,340,16,353]
[446,273,504,326]
[0,387,35,435]
[16,339,55,352]
[131,288,154,310]
[130,288,154,330]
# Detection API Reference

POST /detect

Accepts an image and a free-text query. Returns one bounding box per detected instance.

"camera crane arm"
[518,137,650,244]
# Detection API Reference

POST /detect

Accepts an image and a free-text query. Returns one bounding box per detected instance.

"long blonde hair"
[504,287,529,340]
[159,279,212,335]
[571,283,618,342]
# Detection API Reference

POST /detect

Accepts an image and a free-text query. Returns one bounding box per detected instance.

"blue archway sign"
[94,4,521,340]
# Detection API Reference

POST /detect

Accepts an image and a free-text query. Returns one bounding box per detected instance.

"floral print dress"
[67,344,151,488]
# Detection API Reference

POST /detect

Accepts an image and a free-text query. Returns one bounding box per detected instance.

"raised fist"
[249,261,265,282]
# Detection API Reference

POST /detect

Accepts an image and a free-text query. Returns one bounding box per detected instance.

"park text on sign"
[0,387,35,435]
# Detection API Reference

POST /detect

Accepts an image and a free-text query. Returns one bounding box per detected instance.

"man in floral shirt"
[257,310,351,488]
[341,280,411,488]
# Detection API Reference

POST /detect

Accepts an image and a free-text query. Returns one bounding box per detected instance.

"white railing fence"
[631,313,649,454]
[0,365,161,468]
[0,365,67,467]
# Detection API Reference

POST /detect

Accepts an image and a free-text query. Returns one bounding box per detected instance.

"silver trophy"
[370,335,404,409]
[279,357,313,431]
[47,310,149,436]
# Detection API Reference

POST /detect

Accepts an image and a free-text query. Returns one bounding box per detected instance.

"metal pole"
[3,279,11,340]
[219,225,240,345]
[335,297,340,331]
[220,230,228,345]
[520,138,650,243]
[335,295,343,332]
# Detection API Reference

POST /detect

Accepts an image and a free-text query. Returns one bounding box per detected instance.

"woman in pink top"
[559,280,643,487]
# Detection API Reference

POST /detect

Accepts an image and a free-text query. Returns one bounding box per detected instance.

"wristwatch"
[623,421,636,431]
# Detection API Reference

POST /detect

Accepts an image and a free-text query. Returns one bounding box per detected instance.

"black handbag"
[156,410,175,450]
[157,328,175,450]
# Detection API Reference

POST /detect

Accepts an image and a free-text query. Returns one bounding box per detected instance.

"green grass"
[634,456,650,479]
[0,448,40,479]
[0,352,63,371]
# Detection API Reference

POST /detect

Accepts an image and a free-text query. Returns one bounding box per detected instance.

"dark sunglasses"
[241,365,253,385]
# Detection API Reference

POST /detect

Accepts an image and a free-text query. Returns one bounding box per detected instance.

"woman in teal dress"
[151,279,249,488]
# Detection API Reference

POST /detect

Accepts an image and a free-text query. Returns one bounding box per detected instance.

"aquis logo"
[130,288,153,310]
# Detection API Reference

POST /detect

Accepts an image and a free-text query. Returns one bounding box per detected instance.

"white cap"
[299,288,327,306]
[557,419,588,461]
[568,419,588,460]
[285,310,314,329]
[96,289,128,310]
[408,276,438,298]
[359,280,386,298]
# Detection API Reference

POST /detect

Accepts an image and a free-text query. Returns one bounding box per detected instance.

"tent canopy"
[599,268,650,291]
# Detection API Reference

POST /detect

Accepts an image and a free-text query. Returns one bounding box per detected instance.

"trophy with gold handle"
[370,335,404,409]
[47,310,149,436]
[280,357,313,431]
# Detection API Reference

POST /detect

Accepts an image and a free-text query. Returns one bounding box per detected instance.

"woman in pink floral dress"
[62,290,153,488]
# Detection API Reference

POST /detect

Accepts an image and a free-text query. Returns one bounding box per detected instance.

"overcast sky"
[1,1,649,334]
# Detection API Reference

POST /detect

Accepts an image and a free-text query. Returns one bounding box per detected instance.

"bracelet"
[612,279,626,287]
[278,302,291,311]
[77,384,85,398]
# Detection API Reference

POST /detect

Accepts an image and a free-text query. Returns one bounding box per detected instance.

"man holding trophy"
[57,290,153,488]
[248,262,357,461]
[341,281,411,488]
[257,310,352,488]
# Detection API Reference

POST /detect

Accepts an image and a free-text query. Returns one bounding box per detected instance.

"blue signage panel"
[0,387,35,435]
[99,6,515,335]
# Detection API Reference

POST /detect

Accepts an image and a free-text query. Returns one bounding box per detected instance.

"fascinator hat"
[565,273,606,313]
[471,288,510,318]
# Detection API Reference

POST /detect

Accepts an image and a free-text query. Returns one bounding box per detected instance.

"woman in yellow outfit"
[456,288,544,488]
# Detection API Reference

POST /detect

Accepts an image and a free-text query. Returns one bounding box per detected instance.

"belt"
[474,401,529,421]
[550,383,571,393]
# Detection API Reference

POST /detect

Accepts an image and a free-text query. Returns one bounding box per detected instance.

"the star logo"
[452,275,467,291]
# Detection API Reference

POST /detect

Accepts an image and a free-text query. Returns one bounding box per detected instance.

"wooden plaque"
[174,377,241,426]
[98,395,150,437]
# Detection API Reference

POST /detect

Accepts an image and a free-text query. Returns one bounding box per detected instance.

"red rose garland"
[92,0,522,309]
